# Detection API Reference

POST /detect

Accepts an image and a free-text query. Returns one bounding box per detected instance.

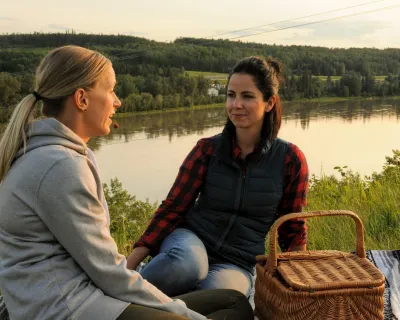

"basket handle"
[267,210,366,271]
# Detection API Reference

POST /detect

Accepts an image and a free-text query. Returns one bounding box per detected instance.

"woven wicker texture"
[254,210,385,320]
[278,252,384,291]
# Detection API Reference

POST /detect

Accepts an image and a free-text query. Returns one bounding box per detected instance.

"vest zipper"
[238,165,247,212]
[214,164,246,251]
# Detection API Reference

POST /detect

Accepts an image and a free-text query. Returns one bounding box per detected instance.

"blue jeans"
[139,228,254,297]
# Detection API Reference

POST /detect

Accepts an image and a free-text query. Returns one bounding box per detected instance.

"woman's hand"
[126,246,150,270]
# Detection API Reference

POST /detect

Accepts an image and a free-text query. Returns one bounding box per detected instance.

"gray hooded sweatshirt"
[0,118,206,320]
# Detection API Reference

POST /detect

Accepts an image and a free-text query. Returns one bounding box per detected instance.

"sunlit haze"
[2,0,400,48]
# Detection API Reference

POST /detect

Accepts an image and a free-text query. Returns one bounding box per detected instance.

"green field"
[185,71,228,78]
[185,71,228,83]
[314,75,387,82]
[186,71,389,83]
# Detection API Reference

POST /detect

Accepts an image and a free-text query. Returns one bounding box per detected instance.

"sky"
[1,0,400,49]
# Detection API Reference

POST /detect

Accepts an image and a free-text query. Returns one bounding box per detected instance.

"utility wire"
[227,3,400,40]
[112,2,400,61]
[205,0,384,39]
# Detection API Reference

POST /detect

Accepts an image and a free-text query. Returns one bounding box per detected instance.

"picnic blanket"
[368,250,400,320]
[0,297,6,320]
[0,250,399,320]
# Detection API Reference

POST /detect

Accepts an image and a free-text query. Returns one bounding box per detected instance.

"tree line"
[2,33,400,75]
[1,32,400,121]
[281,72,400,99]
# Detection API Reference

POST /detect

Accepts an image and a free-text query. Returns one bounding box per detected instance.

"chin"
[232,122,249,129]
[97,127,111,136]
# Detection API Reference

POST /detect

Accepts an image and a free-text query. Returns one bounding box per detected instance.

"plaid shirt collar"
[230,134,267,161]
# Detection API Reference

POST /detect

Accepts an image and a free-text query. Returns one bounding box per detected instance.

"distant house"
[207,88,219,96]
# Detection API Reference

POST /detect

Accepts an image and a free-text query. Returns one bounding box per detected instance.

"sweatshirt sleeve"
[34,155,206,320]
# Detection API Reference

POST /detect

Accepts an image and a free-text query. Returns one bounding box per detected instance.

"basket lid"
[276,251,385,292]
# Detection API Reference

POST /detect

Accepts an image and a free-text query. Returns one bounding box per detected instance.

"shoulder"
[283,142,307,165]
[194,135,220,154]
[34,148,98,196]
[10,145,90,184]
[287,142,306,162]
[182,135,221,167]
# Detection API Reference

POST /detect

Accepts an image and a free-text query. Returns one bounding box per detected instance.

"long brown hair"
[227,56,283,141]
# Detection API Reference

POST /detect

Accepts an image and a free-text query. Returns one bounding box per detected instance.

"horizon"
[3,30,400,51]
[2,0,400,49]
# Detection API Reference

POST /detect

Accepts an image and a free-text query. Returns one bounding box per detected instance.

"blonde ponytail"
[0,45,110,182]
[0,94,37,181]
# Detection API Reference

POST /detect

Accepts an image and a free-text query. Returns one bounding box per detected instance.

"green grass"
[185,71,228,83]
[304,165,400,252]
[309,75,387,82]
[186,71,389,84]
[186,71,228,78]
[106,151,400,256]
[284,95,400,103]
[314,75,341,81]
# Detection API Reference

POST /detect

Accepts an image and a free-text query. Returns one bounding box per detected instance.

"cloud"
[0,16,17,21]
[124,31,147,36]
[48,24,70,30]
[208,19,388,42]
[282,19,391,43]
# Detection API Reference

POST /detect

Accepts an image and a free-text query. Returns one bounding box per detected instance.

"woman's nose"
[232,97,242,108]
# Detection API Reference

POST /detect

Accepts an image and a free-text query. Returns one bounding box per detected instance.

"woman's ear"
[73,88,89,112]
[265,95,277,112]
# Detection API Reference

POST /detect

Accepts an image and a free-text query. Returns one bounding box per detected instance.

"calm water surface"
[89,99,400,202]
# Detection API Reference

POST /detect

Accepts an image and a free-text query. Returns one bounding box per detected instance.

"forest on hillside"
[1,32,400,120]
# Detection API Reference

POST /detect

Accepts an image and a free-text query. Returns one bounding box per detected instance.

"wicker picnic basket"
[254,210,385,320]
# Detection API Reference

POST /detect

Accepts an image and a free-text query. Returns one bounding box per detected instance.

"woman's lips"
[232,114,247,118]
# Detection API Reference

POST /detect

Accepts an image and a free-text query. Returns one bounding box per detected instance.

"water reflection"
[89,98,400,151]
[91,98,400,201]
[283,99,400,130]
[88,108,227,151]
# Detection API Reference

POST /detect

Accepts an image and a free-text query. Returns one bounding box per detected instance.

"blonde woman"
[0,46,253,320]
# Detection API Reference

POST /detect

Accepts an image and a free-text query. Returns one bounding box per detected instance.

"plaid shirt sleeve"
[277,143,309,252]
[134,138,214,255]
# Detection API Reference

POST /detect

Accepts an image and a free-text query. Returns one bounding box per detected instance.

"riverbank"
[287,95,400,103]
[113,103,224,118]
[114,95,400,118]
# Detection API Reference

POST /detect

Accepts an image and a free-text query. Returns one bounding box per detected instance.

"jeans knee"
[165,246,208,281]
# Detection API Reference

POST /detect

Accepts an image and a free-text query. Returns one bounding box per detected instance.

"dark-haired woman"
[127,56,309,298]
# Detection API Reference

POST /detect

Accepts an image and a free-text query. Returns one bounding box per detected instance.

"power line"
[111,2,400,62]
[227,3,400,40]
[204,0,384,39]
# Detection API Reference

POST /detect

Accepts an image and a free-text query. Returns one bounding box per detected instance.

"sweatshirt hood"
[15,117,88,160]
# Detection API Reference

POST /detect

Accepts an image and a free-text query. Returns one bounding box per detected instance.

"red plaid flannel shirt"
[134,137,309,254]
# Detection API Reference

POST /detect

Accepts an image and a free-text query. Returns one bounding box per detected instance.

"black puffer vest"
[186,128,288,273]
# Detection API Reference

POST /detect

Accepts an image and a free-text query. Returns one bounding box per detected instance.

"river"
[89,98,400,203]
